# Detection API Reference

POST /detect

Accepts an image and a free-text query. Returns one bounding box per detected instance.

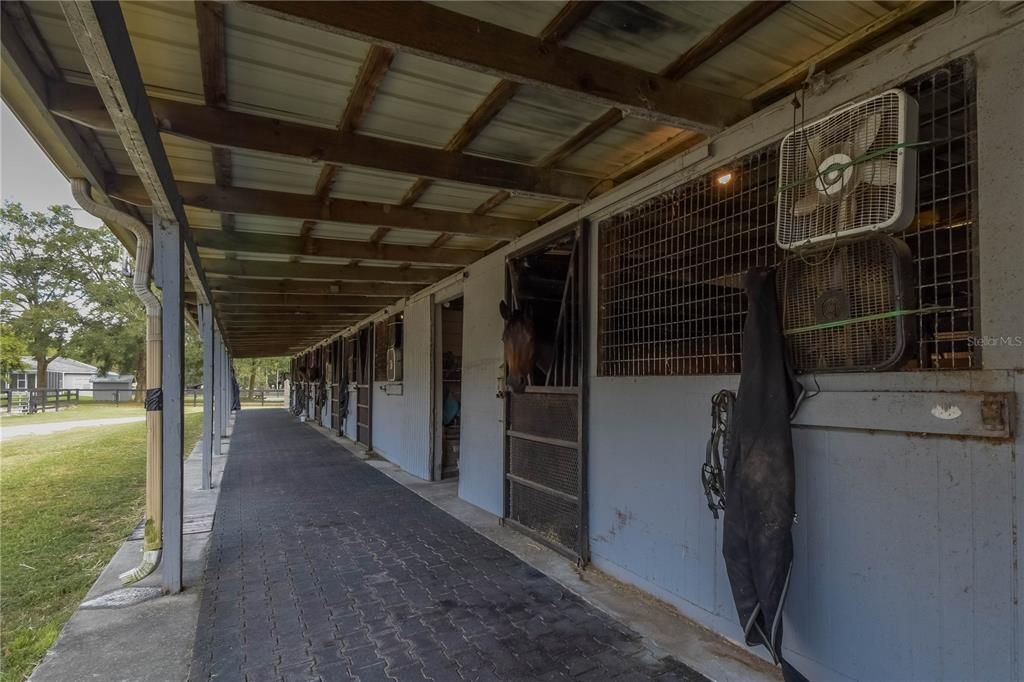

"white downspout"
[71,178,163,584]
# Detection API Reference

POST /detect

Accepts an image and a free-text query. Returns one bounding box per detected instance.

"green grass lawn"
[0,412,204,682]
[0,402,203,427]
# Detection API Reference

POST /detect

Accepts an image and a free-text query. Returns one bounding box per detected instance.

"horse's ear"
[499,299,510,321]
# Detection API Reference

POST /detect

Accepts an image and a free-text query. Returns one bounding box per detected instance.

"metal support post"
[154,214,184,594]
[212,328,223,456]
[199,304,214,489]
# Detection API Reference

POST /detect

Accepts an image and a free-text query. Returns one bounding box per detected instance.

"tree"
[234,356,290,397]
[0,334,27,383]
[0,202,121,389]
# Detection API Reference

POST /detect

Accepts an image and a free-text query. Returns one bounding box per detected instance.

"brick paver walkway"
[189,410,703,681]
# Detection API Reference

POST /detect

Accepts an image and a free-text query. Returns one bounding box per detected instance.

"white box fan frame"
[776,89,919,252]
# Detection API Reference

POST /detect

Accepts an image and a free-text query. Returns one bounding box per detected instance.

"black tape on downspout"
[145,387,163,411]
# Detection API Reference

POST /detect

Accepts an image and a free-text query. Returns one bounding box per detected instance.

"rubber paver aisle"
[189,410,703,682]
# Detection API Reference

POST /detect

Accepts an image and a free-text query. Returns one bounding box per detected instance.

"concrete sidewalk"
[1,416,145,440]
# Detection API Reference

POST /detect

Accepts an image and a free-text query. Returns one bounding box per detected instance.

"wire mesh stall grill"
[902,60,978,370]
[598,148,779,377]
[597,59,978,376]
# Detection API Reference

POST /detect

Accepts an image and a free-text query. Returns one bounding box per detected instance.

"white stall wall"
[370,297,433,480]
[457,260,507,515]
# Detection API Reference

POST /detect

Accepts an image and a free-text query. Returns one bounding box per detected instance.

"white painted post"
[212,328,222,456]
[199,304,214,489]
[154,214,183,594]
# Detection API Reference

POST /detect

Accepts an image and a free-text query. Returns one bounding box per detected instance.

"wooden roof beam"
[215,293,394,307]
[393,2,598,249]
[207,278,418,297]
[203,258,451,283]
[245,1,749,132]
[108,175,533,240]
[305,45,395,251]
[194,229,481,266]
[472,1,785,216]
[194,0,235,233]
[50,83,598,201]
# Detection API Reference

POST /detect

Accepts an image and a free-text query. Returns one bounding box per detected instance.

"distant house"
[3,357,101,391]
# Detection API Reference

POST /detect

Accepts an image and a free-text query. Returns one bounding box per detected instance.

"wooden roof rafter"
[49,83,598,202]
[244,1,750,131]
[107,175,533,240]
[303,44,395,254]
[379,1,599,251]
[194,0,234,233]
[472,0,787,218]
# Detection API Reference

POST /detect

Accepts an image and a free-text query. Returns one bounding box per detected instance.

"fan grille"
[777,90,912,249]
[781,238,912,371]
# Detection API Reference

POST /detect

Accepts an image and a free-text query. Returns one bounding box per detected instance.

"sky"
[1,102,103,228]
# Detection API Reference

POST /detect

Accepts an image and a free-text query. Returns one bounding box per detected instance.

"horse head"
[499,299,536,393]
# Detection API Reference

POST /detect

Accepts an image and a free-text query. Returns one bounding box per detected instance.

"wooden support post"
[200,303,215,490]
[212,327,223,456]
[154,214,184,594]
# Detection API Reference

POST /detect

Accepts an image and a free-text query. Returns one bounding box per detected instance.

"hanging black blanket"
[723,267,805,680]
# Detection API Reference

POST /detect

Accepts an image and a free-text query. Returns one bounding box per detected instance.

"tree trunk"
[36,354,49,389]
[248,371,255,399]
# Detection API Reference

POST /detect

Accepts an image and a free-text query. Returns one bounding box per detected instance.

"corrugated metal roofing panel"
[25,2,89,79]
[685,2,896,98]
[429,2,565,37]
[223,4,367,127]
[557,118,682,177]
[562,2,744,74]
[94,132,135,176]
[441,235,498,251]
[489,195,559,220]
[120,1,203,101]
[163,135,214,184]
[310,223,380,242]
[231,149,320,194]
[329,167,416,205]
[358,52,500,148]
[373,230,439,247]
[414,180,503,214]
[185,208,222,230]
[466,85,608,165]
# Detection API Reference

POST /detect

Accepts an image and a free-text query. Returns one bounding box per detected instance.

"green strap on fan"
[784,305,954,336]
[776,140,930,195]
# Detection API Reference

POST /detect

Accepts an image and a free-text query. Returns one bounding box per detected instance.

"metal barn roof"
[1,0,949,356]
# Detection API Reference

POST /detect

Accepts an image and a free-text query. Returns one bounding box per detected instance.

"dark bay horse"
[499,300,553,393]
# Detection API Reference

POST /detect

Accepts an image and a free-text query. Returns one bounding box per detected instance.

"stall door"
[355,327,372,447]
[503,224,589,564]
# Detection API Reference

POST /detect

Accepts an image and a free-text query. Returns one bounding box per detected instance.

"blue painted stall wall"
[457,260,506,516]
[588,374,1020,680]
[370,298,432,480]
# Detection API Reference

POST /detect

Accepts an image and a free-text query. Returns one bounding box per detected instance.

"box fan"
[780,236,915,372]
[776,89,918,251]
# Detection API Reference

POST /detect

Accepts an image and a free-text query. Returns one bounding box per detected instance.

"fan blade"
[859,159,898,186]
[852,112,883,158]
[793,190,819,216]
[804,133,823,174]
